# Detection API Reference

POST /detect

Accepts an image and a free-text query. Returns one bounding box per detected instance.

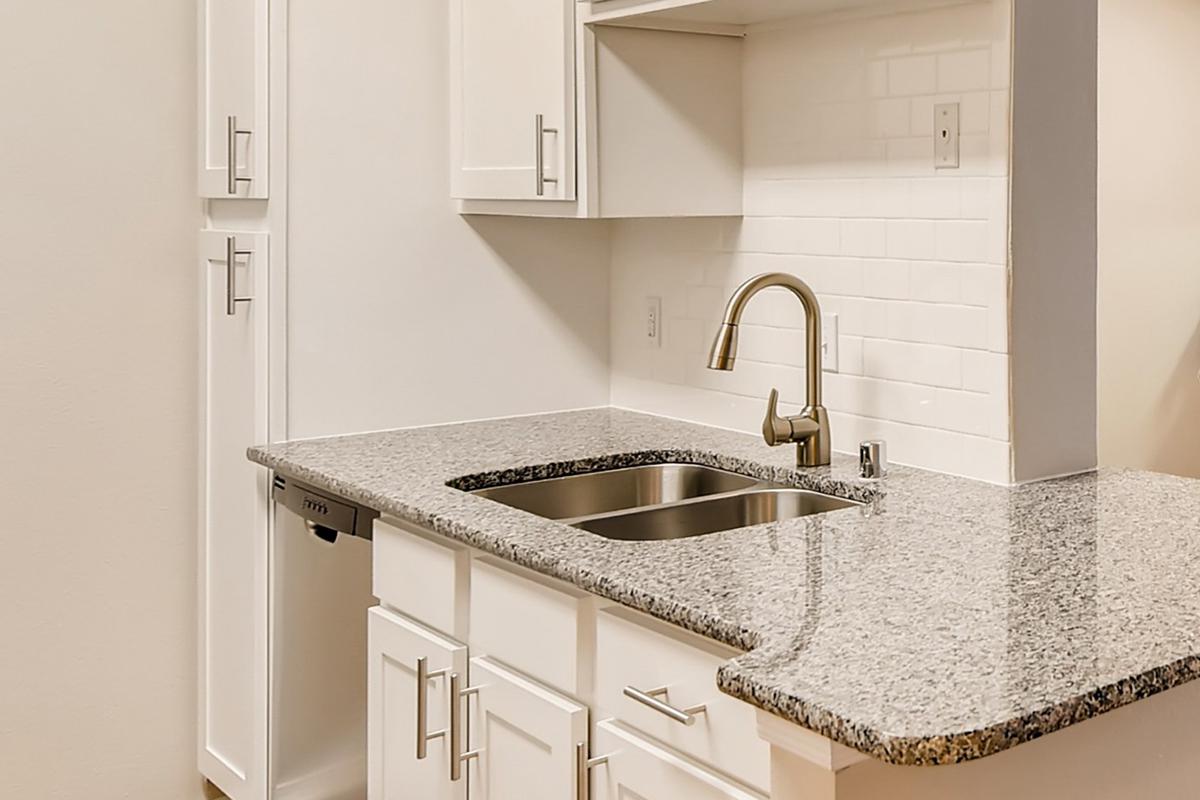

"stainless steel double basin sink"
[470,463,859,541]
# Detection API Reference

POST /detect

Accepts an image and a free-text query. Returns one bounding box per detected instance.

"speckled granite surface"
[248,408,1200,766]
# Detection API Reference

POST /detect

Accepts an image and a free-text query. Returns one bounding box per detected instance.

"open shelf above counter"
[580,0,974,35]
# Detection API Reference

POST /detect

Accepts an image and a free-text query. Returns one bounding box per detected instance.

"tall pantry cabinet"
[196,1,285,799]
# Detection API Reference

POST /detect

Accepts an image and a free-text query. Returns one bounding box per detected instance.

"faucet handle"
[762,388,793,447]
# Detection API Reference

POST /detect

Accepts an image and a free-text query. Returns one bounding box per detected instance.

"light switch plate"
[822,313,839,372]
[645,296,662,348]
[934,102,960,169]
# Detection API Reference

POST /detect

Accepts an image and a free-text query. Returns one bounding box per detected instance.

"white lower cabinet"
[466,656,589,800]
[593,720,766,800]
[198,228,270,800]
[367,607,468,800]
[370,516,769,800]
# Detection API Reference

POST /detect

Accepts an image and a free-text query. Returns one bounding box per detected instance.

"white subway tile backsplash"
[610,0,1013,484]
[821,296,891,339]
[937,49,991,92]
[889,54,938,95]
[962,349,1008,393]
[886,219,937,259]
[685,285,726,322]
[858,179,912,218]
[874,98,911,138]
[867,60,889,97]
[736,325,809,368]
[935,220,990,262]
[839,335,865,375]
[909,261,962,303]
[862,339,962,388]
[861,259,909,299]
[744,179,862,218]
[960,91,991,135]
[738,217,842,256]
[885,301,988,349]
[841,219,888,257]
[909,178,962,218]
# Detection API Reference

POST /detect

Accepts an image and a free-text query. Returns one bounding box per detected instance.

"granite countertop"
[248,408,1200,766]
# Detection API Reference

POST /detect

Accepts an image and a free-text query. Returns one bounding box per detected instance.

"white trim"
[755,710,868,772]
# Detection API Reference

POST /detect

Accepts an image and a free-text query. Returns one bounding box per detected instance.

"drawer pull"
[535,114,558,197]
[224,236,254,316]
[226,115,253,195]
[623,685,707,726]
[575,742,610,800]
[449,672,482,782]
[415,657,448,760]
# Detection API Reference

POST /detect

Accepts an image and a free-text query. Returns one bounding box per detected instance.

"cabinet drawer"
[594,606,770,793]
[373,518,468,638]
[592,719,766,800]
[469,556,591,695]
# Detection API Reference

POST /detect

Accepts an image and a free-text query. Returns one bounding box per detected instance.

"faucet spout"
[706,272,831,467]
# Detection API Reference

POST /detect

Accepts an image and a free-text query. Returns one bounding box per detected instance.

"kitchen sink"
[468,462,861,540]
[574,488,860,541]
[471,463,761,520]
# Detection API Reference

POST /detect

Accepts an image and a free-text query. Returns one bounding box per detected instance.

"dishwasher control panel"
[272,473,378,540]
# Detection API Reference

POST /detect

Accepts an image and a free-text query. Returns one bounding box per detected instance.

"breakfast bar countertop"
[248,408,1200,766]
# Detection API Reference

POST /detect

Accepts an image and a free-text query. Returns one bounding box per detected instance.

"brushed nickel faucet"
[707,272,832,467]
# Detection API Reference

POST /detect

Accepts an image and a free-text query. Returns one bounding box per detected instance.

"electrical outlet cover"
[645,296,662,348]
[934,102,960,169]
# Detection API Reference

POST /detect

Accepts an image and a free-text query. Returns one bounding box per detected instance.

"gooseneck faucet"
[707,272,832,467]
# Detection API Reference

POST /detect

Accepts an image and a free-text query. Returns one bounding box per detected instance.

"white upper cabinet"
[199,0,269,199]
[451,0,743,218]
[450,0,576,201]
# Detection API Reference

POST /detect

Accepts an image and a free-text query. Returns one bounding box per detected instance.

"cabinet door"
[199,0,269,198]
[198,229,270,800]
[592,720,766,800]
[368,608,469,800]
[467,656,589,800]
[450,0,576,201]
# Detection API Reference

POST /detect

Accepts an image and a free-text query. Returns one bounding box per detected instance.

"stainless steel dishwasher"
[270,473,377,800]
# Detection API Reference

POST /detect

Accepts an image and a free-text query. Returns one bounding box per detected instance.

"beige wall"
[1098,0,1200,478]
[285,0,612,439]
[0,2,203,799]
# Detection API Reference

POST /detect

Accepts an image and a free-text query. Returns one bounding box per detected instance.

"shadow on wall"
[1148,320,1200,479]
[463,214,611,367]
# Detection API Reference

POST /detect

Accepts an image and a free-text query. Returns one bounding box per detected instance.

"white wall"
[0,2,204,799]
[285,0,612,439]
[610,1,1013,482]
[1097,0,1200,478]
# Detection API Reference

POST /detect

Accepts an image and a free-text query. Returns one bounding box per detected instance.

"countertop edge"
[248,442,1200,768]
[717,655,1200,766]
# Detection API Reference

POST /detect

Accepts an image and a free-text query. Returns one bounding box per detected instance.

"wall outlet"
[645,296,662,348]
[934,102,960,169]
[822,312,839,372]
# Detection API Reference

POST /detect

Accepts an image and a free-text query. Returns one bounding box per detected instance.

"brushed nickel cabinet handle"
[415,657,448,760]
[224,236,253,316]
[575,742,609,800]
[535,114,559,197]
[623,685,707,726]
[226,115,253,195]
[449,672,480,782]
